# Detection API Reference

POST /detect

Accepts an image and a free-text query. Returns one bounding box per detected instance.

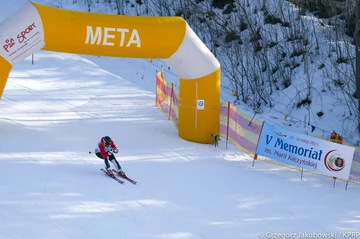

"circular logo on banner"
[324,150,345,172]
[197,100,204,109]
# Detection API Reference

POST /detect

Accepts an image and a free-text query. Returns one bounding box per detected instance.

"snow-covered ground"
[0,1,360,239]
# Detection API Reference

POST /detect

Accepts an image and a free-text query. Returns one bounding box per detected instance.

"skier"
[95,136,125,177]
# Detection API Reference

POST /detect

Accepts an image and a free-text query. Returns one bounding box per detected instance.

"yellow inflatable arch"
[0,2,220,144]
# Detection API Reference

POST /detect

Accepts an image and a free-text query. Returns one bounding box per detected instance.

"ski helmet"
[102,136,112,145]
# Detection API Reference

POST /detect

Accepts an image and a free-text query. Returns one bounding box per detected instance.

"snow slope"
[0,2,360,239]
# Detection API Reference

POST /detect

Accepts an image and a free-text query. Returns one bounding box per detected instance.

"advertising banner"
[0,3,44,65]
[256,122,355,180]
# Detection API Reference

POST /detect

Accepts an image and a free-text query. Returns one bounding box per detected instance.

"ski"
[112,169,137,184]
[100,168,125,184]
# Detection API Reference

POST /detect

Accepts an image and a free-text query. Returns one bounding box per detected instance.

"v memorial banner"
[256,122,355,180]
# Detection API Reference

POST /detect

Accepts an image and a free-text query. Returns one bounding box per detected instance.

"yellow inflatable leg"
[178,68,220,143]
[0,57,12,99]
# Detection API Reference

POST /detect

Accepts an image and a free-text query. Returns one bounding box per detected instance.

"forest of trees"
[67,0,358,139]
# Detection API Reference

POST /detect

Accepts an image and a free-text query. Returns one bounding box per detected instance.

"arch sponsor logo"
[2,22,40,53]
[85,26,141,48]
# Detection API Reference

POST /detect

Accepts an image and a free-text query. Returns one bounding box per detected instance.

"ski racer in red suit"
[95,136,125,177]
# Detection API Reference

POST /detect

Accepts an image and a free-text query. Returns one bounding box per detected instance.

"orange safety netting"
[220,102,263,157]
[155,70,178,128]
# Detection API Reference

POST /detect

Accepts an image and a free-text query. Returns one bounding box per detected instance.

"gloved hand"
[112,148,119,154]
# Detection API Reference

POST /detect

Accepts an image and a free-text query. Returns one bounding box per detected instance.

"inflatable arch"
[0,2,220,144]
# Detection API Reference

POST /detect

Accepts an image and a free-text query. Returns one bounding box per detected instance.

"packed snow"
[0,1,360,239]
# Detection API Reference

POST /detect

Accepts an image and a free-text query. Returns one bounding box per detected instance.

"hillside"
[172,0,359,146]
[6,0,359,146]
